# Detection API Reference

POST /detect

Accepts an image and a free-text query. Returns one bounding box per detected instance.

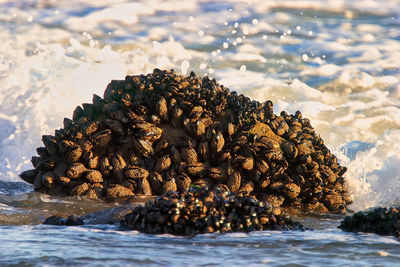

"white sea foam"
[0,0,399,211]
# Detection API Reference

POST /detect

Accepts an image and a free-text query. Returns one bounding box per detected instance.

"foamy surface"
[0,0,400,264]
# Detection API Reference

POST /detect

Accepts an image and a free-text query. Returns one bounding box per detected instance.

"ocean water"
[0,0,400,265]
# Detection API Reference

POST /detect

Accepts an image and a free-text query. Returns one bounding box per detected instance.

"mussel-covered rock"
[20,69,351,214]
[43,215,84,226]
[121,186,303,236]
[339,206,400,239]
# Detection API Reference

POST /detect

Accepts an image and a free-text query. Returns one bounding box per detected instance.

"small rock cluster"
[20,69,351,213]
[43,215,83,226]
[121,186,303,235]
[339,206,400,239]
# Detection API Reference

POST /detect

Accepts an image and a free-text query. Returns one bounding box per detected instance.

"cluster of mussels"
[339,206,400,239]
[121,186,302,235]
[20,69,351,213]
[43,215,84,226]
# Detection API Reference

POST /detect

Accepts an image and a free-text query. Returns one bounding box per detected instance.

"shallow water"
[0,0,400,265]
[1,225,400,266]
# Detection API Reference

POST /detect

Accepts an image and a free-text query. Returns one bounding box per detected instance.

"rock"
[20,69,351,214]
[43,215,66,225]
[121,186,303,236]
[43,214,83,226]
[339,206,400,239]
[66,215,84,226]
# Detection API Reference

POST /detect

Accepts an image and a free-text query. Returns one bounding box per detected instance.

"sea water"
[0,0,399,265]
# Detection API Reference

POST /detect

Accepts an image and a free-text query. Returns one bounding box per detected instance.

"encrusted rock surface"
[43,215,84,226]
[339,206,400,238]
[121,186,303,235]
[20,69,351,213]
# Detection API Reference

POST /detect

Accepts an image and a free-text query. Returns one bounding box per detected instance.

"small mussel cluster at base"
[339,206,400,239]
[121,186,303,236]
[43,215,84,226]
[20,69,351,213]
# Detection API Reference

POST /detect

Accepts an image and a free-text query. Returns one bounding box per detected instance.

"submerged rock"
[20,69,351,213]
[121,186,303,236]
[339,206,400,239]
[43,215,84,226]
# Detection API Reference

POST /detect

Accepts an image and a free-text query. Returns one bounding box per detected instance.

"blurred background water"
[0,0,399,265]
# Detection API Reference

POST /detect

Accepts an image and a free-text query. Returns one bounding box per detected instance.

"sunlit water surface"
[0,0,400,265]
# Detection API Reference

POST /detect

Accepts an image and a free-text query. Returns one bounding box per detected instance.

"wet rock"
[43,215,84,226]
[121,186,303,236]
[21,69,351,214]
[43,215,66,225]
[66,215,84,226]
[339,206,400,239]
